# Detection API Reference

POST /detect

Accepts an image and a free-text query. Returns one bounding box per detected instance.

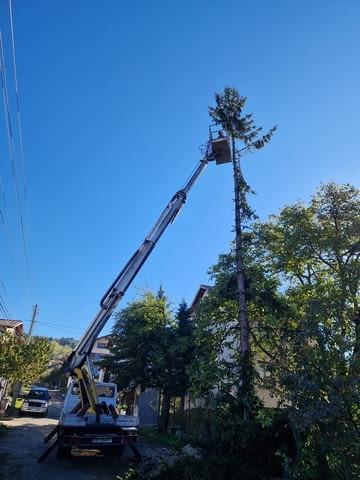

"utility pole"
[28,304,39,341]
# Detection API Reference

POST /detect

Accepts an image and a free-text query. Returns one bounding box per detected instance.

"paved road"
[0,391,141,480]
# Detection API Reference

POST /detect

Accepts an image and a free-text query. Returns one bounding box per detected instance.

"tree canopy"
[191,181,359,478]
[101,289,195,431]
[0,333,51,386]
[250,182,360,478]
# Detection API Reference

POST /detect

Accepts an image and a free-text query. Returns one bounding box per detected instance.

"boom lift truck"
[38,128,231,462]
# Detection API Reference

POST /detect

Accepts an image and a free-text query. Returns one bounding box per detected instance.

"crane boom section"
[64,158,210,373]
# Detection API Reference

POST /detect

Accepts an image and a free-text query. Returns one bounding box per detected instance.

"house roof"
[96,334,113,341]
[0,319,23,328]
[190,285,211,310]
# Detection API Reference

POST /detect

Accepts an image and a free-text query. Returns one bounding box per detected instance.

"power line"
[8,0,27,202]
[0,296,11,319]
[0,5,33,311]
[0,275,12,318]
[0,175,17,262]
[24,320,84,336]
[0,175,30,314]
[21,317,84,331]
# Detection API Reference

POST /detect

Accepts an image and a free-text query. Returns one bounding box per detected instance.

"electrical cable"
[22,318,84,336]
[0,5,34,328]
[0,175,17,264]
[35,320,84,330]
[0,276,12,317]
[8,0,27,202]
[0,26,32,296]
[0,175,30,316]
[0,295,11,319]
[7,1,33,299]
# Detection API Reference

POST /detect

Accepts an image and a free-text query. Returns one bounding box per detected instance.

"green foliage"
[36,338,73,389]
[189,288,239,398]
[209,86,277,152]
[173,300,195,396]
[116,179,360,478]
[48,337,77,348]
[101,290,195,431]
[48,339,73,360]
[251,181,360,478]
[39,365,68,389]
[196,408,288,480]
[116,469,142,480]
[139,426,187,449]
[0,332,51,385]
[188,180,359,478]
[189,243,283,412]
[103,290,174,390]
[121,404,294,480]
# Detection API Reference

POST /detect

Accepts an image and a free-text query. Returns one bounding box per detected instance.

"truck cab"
[62,380,122,416]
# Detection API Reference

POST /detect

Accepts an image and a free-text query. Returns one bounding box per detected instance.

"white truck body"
[56,380,139,458]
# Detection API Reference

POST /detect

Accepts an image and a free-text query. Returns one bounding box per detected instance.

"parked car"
[20,387,51,417]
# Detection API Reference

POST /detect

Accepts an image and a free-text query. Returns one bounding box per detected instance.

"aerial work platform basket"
[209,126,232,165]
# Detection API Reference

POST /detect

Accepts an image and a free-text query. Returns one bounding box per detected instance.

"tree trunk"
[231,136,251,413]
[158,391,171,432]
[351,309,360,376]
[11,381,22,408]
[179,393,185,415]
[315,435,334,480]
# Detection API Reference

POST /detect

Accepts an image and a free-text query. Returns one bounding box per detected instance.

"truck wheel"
[56,444,72,459]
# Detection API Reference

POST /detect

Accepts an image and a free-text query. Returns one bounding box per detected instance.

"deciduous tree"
[0,332,51,404]
[251,182,360,479]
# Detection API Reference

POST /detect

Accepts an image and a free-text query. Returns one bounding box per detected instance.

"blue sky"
[0,0,359,339]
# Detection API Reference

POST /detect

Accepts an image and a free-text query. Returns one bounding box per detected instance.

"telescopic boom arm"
[65,151,219,373]
[64,130,231,374]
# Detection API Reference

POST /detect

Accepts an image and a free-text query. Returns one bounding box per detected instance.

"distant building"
[89,334,114,361]
[88,335,114,380]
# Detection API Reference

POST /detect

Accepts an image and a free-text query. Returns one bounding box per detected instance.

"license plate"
[92,438,113,444]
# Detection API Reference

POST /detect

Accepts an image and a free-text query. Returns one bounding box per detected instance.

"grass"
[139,426,188,450]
